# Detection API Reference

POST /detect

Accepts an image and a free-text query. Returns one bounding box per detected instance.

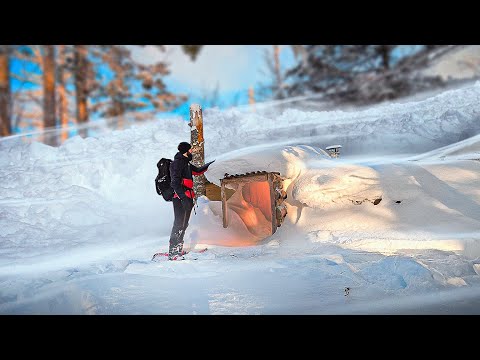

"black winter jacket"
[170,152,209,201]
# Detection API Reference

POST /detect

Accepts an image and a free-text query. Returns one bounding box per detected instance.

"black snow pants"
[168,197,194,258]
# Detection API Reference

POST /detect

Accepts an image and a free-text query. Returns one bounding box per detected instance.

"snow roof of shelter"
[326,145,342,150]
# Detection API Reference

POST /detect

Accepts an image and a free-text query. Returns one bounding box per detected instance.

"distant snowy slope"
[1,81,480,314]
[409,132,480,161]
[203,82,480,157]
[2,82,480,260]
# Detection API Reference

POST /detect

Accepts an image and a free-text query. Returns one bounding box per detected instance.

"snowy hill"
[1,82,480,314]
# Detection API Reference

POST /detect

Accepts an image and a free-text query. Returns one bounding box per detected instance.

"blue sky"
[130,45,297,117]
[10,50,41,91]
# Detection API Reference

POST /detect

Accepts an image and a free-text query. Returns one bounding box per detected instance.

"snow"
[1,83,480,314]
[325,145,342,150]
[190,103,202,113]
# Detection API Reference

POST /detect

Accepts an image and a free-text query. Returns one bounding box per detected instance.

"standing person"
[168,141,215,260]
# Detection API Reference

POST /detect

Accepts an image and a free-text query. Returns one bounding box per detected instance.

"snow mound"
[293,164,382,207]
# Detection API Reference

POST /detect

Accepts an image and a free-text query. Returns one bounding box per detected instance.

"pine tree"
[93,45,188,122]
[57,44,72,142]
[5,45,203,141]
[260,45,287,100]
[285,45,458,105]
[74,45,90,137]
[9,46,44,135]
[180,45,203,61]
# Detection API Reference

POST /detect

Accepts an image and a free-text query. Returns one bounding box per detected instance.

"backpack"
[155,158,174,201]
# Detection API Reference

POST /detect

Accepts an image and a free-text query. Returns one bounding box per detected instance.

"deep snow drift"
[1,83,480,314]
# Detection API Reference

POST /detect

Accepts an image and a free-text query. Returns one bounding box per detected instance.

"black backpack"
[155,158,174,201]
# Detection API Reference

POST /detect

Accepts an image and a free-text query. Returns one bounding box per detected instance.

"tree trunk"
[0,45,11,136]
[58,45,69,143]
[379,45,391,71]
[273,45,282,96]
[74,45,88,138]
[248,86,255,112]
[43,45,57,146]
[189,104,206,198]
[112,49,125,129]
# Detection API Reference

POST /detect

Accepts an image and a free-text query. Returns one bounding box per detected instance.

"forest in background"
[0,45,471,146]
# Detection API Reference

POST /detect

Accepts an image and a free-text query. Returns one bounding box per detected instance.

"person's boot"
[178,242,185,256]
[168,243,185,261]
[168,229,183,260]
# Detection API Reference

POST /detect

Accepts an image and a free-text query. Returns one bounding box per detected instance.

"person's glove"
[197,160,216,173]
[181,197,194,212]
[205,159,216,167]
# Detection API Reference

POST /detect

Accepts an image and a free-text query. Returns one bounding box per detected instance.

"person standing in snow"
[168,141,215,260]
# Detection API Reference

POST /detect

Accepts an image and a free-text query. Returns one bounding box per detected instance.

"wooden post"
[189,104,206,198]
[269,173,277,235]
[221,180,228,228]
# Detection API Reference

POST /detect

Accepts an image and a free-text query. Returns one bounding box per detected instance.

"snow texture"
[1,82,480,314]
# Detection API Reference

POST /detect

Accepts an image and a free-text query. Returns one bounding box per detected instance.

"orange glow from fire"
[221,181,273,245]
[242,181,272,222]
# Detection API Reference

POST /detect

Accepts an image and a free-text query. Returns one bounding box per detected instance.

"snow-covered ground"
[1,83,480,314]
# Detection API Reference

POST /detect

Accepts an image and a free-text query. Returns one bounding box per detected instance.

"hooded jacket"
[170,152,209,200]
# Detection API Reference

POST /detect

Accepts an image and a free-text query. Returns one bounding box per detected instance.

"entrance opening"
[220,171,287,242]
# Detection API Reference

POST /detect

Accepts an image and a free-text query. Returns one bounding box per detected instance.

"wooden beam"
[222,173,268,185]
[221,179,228,228]
[269,173,277,235]
[205,181,234,201]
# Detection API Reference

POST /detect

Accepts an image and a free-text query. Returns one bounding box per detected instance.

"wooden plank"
[222,173,268,185]
[205,182,234,201]
[205,182,220,201]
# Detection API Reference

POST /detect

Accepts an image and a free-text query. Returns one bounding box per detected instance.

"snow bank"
[203,82,480,157]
